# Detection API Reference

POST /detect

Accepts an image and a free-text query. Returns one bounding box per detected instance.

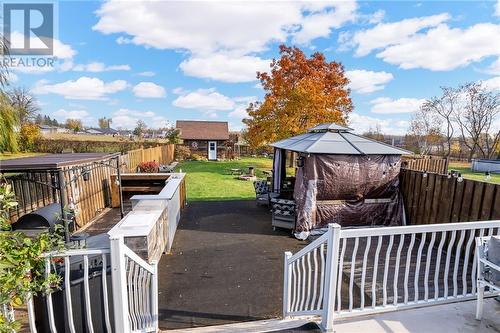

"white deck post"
[151,260,159,331]
[321,223,341,332]
[110,235,131,333]
[283,251,292,319]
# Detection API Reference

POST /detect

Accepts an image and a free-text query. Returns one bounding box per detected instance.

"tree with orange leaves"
[243,45,353,148]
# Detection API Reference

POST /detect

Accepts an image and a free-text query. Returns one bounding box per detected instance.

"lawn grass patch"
[176,157,274,201]
[448,161,500,184]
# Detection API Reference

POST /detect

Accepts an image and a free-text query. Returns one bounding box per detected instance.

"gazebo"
[270,123,412,234]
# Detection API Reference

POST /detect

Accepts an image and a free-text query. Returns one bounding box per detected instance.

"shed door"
[208,141,217,160]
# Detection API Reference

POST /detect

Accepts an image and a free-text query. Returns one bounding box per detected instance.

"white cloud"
[72,62,130,72]
[33,77,128,100]
[346,69,394,93]
[94,1,356,55]
[483,76,500,91]
[348,113,409,135]
[496,0,500,16]
[132,82,166,98]
[180,53,270,83]
[292,1,357,45]
[229,105,249,119]
[342,13,450,57]
[6,72,18,83]
[370,97,426,114]
[111,108,169,129]
[486,57,500,75]
[172,88,235,110]
[52,109,93,124]
[377,23,500,71]
[10,31,76,74]
[137,71,155,77]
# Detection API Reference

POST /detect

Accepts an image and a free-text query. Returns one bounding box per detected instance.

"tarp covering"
[293,154,403,232]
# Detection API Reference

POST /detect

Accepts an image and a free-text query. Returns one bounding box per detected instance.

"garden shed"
[270,123,412,233]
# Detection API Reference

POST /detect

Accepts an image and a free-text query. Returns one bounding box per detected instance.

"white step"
[163,317,320,333]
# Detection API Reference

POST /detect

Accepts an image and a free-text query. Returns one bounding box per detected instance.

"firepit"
[238,174,257,181]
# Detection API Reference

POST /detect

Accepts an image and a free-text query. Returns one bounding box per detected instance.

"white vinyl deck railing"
[283,220,500,332]
[24,236,158,333]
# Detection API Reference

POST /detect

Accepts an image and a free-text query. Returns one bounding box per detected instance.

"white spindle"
[462,230,474,296]
[45,258,57,333]
[311,247,318,310]
[26,294,38,333]
[83,255,94,333]
[336,238,346,312]
[414,233,426,302]
[444,230,456,298]
[453,230,466,297]
[393,234,405,305]
[404,233,416,304]
[317,243,325,310]
[349,237,359,311]
[472,229,485,294]
[64,257,76,333]
[382,235,394,306]
[300,256,306,311]
[434,231,446,300]
[360,236,371,310]
[292,261,298,312]
[424,232,436,301]
[372,236,382,308]
[101,254,112,333]
[283,252,292,317]
[305,252,312,310]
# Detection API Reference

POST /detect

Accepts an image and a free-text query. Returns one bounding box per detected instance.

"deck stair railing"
[283,220,500,332]
[24,235,158,333]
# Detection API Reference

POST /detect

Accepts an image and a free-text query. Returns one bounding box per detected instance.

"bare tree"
[98,117,112,129]
[421,87,458,157]
[454,82,500,160]
[407,107,443,155]
[8,87,40,124]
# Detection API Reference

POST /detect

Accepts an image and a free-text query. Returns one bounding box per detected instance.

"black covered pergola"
[0,153,123,241]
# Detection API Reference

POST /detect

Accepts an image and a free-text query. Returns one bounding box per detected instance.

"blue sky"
[8,0,500,134]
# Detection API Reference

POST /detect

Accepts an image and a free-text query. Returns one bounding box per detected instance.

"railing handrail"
[288,231,329,263]
[42,247,110,257]
[340,220,500,238]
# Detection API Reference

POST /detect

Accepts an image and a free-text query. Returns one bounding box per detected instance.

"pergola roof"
[270,123,412,155]
[0,153,120,171]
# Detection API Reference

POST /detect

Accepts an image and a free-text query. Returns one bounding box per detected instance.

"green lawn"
[448,162,500,184]
[0,152,45,160]
[176,157,274,201]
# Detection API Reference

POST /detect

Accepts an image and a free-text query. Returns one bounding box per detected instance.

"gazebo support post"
[57,169,70,242]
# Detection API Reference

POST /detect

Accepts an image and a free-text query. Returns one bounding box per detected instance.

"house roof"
[271,122,412,155]
[176,120,229,140]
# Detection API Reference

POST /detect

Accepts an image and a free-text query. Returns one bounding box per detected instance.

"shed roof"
[0,153,120,171]
[176,120,229,140]
[271,123,412,155]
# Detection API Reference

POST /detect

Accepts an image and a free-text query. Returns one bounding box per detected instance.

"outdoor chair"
[253,180,270,205]
[270,197,296,230]
[476,235,500,320]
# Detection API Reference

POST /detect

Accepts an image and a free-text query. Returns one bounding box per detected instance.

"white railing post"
[151,260,159,332]
[110,235,131,333]
[320,223,341,332]
[283,251,292,319]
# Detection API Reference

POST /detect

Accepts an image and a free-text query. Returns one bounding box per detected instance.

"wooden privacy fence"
[122,145,175,172]
[401,156,449,175]
[400,169,500,226]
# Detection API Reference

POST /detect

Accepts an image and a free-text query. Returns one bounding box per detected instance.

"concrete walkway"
[157,200,306,330]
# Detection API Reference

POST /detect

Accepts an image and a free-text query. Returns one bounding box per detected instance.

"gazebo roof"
[270,123,412,155]
[0,153,120,171]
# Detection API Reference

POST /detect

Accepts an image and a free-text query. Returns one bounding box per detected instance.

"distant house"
[176,120,229,160]
[85,128,119,136]
[38,124,58,135]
